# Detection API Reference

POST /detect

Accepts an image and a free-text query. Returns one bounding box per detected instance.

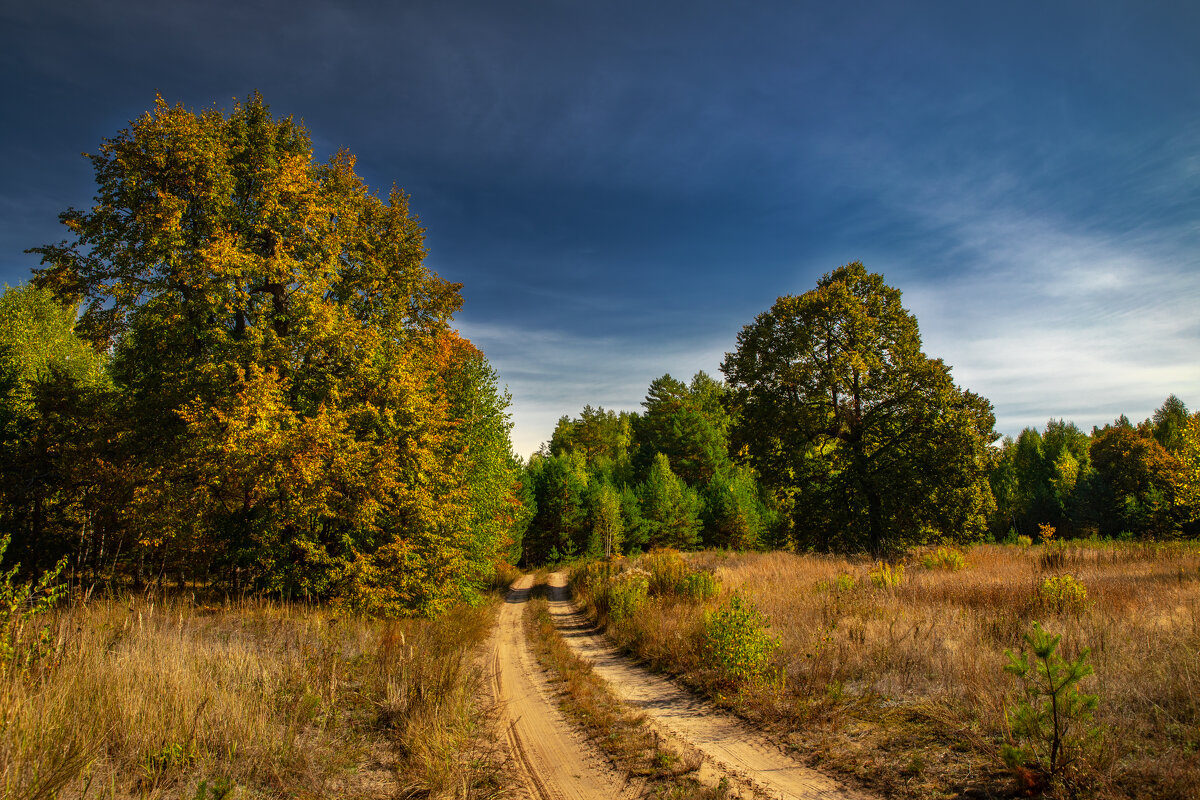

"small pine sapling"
[1002,622,1100,785]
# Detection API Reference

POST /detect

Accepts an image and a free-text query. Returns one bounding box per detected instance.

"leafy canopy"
[721,262,996,553]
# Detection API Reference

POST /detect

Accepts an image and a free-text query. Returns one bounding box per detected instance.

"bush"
[1003,622,1100,787]
[679,570,720,602]
[1037,574,1088,615]
[1016,535,1033,549]
[869,561,905,589]
[606,570,650,624]
[700,593,779,687]
[921,548,967,571]
[643,549,688,596]
[0,533,67,671]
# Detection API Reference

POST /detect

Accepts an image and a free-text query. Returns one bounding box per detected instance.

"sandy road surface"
[491,574,640,800]
[545,572,871,800]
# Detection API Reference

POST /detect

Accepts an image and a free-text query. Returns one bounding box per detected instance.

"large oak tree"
[721,262,996,553]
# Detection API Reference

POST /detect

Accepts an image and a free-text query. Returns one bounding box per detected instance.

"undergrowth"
[571,543,1200,800]
[0,592,509,799]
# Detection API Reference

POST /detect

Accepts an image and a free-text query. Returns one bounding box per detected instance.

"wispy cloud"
[456,319,728,457]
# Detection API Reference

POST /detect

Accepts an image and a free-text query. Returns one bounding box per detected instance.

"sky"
[2,0,1198,457]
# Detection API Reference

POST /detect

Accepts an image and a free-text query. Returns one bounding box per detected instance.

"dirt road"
[545,571,871,800]
[491,574,640,800]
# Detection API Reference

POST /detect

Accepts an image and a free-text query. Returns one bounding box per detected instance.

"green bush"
[1037,574,1088,614]
[679,570,720,602]
[869,561,905,589]
[1016,535,1033,549]
[0,533,67,671]
[1003,622,1100,786]
[700,593,779,687]
[921,547,966,571]
[606,570,650,623]
[643,549,688,596]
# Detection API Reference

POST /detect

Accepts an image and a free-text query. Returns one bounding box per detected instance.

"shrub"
[1037,574,1088,614]
[643,549,688,596]
[1016,535,1033,549]
[679,570,720,602]
[1003,622,1100,786]
[606,570,650,624]
[0,533,67,671]
[1038,523,1057,543]
[921,547,967,571]
[869,561,905,589]
[700,593,779,687]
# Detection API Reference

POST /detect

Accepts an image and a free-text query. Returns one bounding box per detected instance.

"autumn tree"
[28,95,518,611]
[1089,424,1185,538]
[722,262,996,553]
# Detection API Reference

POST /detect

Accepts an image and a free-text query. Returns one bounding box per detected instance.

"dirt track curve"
[492,574,641,800]
[544,571,871,800]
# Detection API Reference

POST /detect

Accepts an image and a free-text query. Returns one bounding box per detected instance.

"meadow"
[0,594,508,799]
[573,542,1200,799]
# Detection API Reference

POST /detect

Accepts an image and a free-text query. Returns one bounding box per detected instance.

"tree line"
[518,263,1199,563]
[0,95,525,614]
[3,96,1196,606]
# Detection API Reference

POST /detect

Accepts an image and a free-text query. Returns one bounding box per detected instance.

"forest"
[2,95,1198,612]
[520,265,1200,566]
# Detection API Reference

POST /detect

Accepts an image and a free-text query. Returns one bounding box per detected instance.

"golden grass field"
[579,543,1200,799]
[1,595,508,800]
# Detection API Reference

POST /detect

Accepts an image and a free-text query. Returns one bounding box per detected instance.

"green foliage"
[0,533,67,670]
[634,372,733,486]
[638,454,703,550]
[868,561,905,589]
[0,285,113,571]
[921,547,967,571]
[586,480,624,558]
[701,464,772,551]
[722,262,997,554]
[1002,622,1100,783]
[523,451,590,565]
[1089,424,1186,538]
[606,570,650,623]
[1016,535,1033,549]
[23,95,521,611]
[679,569,720,602]
[700,593,780,687]
[1037,574,1089,614]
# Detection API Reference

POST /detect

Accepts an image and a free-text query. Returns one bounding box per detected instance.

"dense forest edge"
[1,93,1197,613]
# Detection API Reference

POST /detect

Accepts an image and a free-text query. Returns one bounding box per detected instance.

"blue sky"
[2,0,1198,456]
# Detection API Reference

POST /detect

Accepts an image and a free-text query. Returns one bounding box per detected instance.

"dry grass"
[1,594,511,799]
[579,543,1200,799]
[524,584,732,799]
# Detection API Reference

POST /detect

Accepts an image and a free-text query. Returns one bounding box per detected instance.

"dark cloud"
[3,0,1199,454]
